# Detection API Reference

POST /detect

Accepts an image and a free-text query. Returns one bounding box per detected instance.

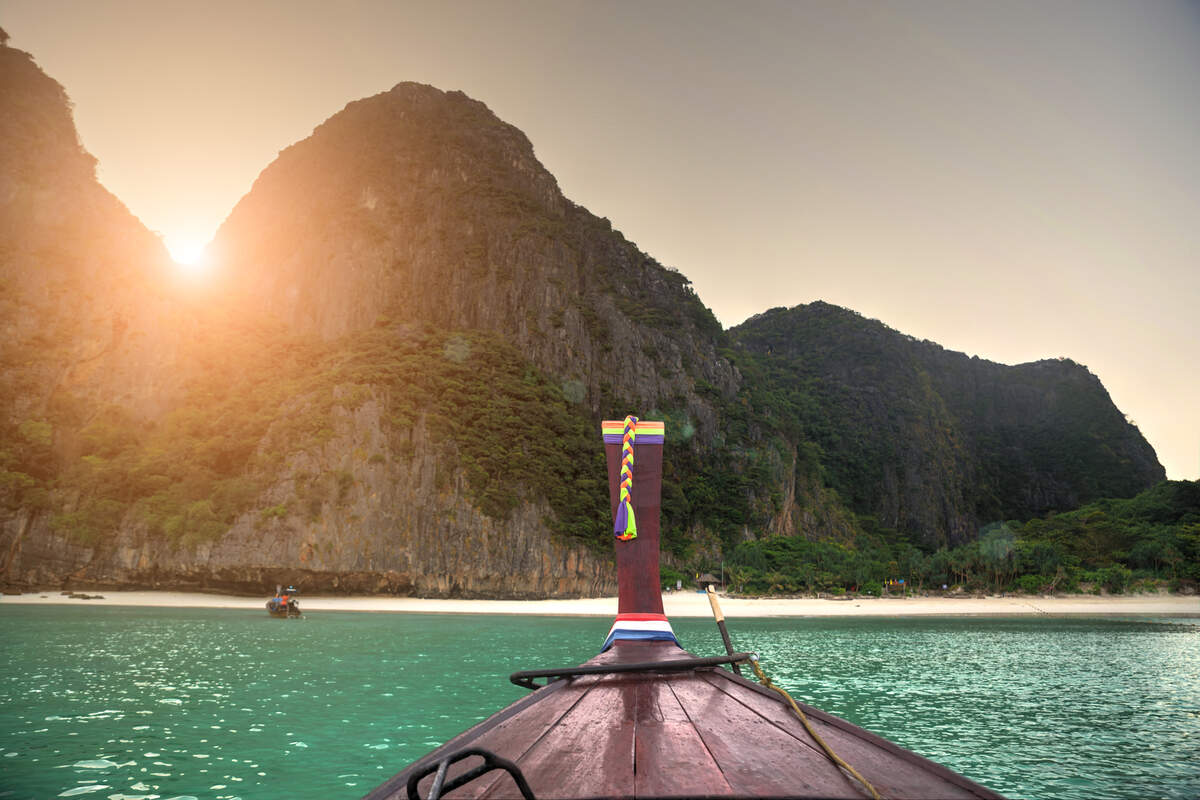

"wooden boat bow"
[363,417,1006,799]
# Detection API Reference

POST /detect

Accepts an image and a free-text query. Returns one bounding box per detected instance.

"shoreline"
[2,590,1196,618]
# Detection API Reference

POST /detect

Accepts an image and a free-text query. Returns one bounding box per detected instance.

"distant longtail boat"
[364,417,1005,799]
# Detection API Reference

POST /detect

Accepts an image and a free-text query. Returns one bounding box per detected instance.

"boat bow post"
[364,414,1008,800]
[599,416,680,653]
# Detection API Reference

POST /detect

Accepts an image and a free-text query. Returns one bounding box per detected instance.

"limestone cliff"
[208,82,736,424]
[0,49,629,596]
[731,303,1165,545]
[0,42,184,423]
[0,42,1166,594]
[8,405,612,597]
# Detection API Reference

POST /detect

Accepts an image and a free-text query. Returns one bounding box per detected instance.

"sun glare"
[166,237,210,276]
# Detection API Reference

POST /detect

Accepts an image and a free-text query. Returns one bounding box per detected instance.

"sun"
[165,236,210,277]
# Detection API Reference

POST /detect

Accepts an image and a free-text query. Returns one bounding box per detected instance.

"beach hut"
[364,417,1005,799]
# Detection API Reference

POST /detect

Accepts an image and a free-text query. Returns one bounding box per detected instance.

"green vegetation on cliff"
[730,303,1164,545]
[723,481,1199,595]
[0,42,1178,596]
[28,318,614,551]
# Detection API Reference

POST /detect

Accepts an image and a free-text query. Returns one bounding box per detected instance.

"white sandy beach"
[2,589,1196,617]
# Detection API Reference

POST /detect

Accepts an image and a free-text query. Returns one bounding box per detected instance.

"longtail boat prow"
[266,584,302,618]
[364,416,1006,800]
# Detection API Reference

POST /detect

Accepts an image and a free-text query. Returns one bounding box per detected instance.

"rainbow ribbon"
[614,415,638,541]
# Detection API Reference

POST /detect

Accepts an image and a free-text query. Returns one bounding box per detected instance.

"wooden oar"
[706,584,742,676]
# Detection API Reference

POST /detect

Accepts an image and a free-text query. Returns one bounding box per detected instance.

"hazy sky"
[3,0,1197,480]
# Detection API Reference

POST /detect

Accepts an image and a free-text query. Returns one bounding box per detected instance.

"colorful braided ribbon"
[614,415,638,541]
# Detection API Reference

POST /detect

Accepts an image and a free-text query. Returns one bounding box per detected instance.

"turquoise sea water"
[1,605,1198,800]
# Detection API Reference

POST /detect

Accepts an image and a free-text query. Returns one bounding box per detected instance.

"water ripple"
[2,606,1197,800]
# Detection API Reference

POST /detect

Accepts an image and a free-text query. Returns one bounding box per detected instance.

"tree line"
[676,481,1200,596]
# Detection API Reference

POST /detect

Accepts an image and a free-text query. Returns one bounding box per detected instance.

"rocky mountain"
[0,40,1166,596]
[730,303,1165,545]
[209,82,735,422]
[0,39,183,420]
[0,39,201,588]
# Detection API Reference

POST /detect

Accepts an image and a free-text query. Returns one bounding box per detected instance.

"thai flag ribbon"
[602,612,678,651]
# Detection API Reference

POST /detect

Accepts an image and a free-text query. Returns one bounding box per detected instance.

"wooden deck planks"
[491,675,641,798]
[695,671,1001,800]
[632,679,735,798]
[398,677,597,800]
[586,640,687,666]
[369,644,1003,800]
[467,676,606,799]
[667,671,860,798]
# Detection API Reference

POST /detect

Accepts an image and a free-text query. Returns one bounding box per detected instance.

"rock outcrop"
[731,303,1165,544]
[209,82,735,423]
[0,41,1166,594]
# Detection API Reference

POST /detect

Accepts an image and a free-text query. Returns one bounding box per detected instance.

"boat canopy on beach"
[364,417,1006,800]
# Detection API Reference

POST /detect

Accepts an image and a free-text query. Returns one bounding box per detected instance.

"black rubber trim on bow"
[509,652,753,691]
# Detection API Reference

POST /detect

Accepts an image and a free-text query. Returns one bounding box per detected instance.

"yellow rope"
[747,654,883,800]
